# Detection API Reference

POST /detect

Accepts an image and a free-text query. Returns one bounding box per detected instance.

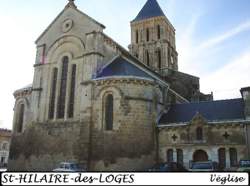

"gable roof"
[35,3,105,44]
[132,0,166,22]
[158,98,245,125]
[96,56,153,80]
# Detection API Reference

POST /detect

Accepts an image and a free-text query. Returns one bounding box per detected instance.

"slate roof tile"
[132,0,165,22]
[159,98,245,125]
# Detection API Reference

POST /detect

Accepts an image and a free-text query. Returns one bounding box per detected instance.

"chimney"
[240,87,250,120]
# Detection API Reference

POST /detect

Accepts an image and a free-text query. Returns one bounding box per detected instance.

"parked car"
[148,162,187,172]
[53,162,86,172]
[189,161,218,172]
[237,160,250,172]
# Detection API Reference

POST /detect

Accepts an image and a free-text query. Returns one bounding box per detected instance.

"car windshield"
[151,163,164,169]
[58,163,79,169]
[70,164,79,169]
[59,163,65,168]
[162,165,171,171]
[191,162,212,169]
[239,160,250,167]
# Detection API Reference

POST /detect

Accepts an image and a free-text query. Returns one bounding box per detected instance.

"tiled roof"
[96,56,153,80]
[132,0,165,22]
[158,98,245,125]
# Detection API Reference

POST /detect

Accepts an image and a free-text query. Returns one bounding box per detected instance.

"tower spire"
[65,0,77,9]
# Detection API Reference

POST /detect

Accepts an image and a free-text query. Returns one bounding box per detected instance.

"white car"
[53,162,85,172]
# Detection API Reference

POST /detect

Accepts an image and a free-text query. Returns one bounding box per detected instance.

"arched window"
[105,94,113,130]
[136,30,139,44]
[167,149,173,162]
[229,148,238,167]
[218,148,226,169]
[57,56,69,119]
[157,25,161,39]
[177,149,183,164]
[157,50,161,70]
[17,104,25,133]
[48,68,58,119]
[146,50,150,66]
[146,28,149,42]
[68,64,76,118]
[196,127,203,140]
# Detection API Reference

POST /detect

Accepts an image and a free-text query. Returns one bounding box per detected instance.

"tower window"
[57,56,69,119]
[48,68,58,119]
[17,104,25,133]
[157,25,161,39]
[146,28,149,42]
[136,30,139,44]
[157,49,161,70]
[196,127,203,140]
[146,50,150,66]
[68,64,76,118]
[105,94,113,131]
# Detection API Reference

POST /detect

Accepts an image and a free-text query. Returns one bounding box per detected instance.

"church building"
[9,0,250,171]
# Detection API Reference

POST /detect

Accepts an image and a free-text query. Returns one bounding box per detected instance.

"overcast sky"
[0,0,250,129]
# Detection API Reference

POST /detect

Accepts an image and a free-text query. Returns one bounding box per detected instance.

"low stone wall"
[8,121,85,171]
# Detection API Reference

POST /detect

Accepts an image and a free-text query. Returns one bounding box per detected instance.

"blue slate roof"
[158,98,245,125]
[96,56,153,80]
[132,0,165,22]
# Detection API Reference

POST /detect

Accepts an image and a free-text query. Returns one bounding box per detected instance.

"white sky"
[0,0,250,130]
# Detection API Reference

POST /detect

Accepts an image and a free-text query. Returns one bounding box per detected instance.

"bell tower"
[129,0,178,73]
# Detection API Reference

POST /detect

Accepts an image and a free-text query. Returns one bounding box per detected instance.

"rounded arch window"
[104,94,114,131]
[196,127,203,140]
[57,56,69,119]
[16,103,25,133]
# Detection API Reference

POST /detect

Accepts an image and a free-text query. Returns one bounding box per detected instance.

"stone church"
[9,0,250,171]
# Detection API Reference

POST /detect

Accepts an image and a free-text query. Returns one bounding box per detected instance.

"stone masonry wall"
[8,121,87,171]
[158,115,248,169]
[89,78,164,171]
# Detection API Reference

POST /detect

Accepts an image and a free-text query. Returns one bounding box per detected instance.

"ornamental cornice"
[94,77,154,87]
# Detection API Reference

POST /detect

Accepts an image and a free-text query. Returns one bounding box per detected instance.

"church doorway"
[193,150,208,162]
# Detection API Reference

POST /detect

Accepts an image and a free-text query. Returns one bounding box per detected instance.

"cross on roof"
[223,132,230,139]
[66,0,77,9]
[172,134,178,141]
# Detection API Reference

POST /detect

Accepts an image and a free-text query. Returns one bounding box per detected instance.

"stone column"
[225,148,230,169]
[173,149,177,162]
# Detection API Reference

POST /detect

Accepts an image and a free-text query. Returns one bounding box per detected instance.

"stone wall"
[129,16,178,71]
[8,121,85,171]
[9,77,165,171]
[88,78,163,171]
[158,114,248,169]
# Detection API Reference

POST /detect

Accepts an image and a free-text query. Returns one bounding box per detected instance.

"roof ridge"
[169,98,243,106]
[36,3,105,44]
